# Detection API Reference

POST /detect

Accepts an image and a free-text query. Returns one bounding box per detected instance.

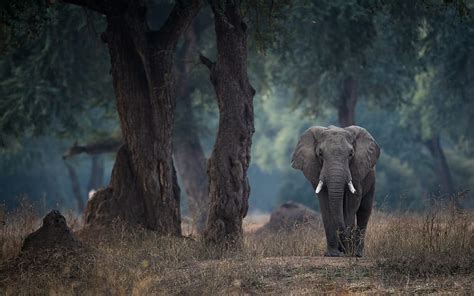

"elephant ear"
[291,126,326,188]
[345,126,380,181]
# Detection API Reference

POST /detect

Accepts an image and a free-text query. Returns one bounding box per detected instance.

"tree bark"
[338,76,357,127]
[64,161,85,212]
[173,25,209,234]
[202,1,255,247]
[424,135,456,195]
[65,0,201,235]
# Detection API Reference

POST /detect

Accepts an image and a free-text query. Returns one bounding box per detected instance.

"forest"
[0,0,473,294]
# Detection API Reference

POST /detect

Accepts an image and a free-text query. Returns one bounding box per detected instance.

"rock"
[257,201,321,233]
[21,210,82,253]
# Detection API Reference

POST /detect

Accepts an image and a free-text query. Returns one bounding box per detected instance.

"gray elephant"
[291,125,380,257]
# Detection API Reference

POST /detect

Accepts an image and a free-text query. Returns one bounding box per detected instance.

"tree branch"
[199,53,214,71]
[61,0,126,15]
[63,138,123,159]
[149,0,202,46]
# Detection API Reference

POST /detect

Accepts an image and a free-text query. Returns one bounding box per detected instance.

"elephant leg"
[355,183,375,257]
[342,191,363,255]
[318,192,343,257]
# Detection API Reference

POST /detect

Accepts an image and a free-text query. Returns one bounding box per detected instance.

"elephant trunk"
[326,176,346,231]
[322,161,352,231]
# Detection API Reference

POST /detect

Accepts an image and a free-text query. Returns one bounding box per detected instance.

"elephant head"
[291,126,380,234]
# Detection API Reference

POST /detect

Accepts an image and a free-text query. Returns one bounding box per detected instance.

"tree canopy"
[1,0,473,214]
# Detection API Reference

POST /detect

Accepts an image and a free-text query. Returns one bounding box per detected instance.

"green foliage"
[241,0,292,53]
[0,0,473,212]
[0,5,117,209]
[375,153,425,210]
[252,89,316,172]
[0,5,116,148]
[0,0,54,53]
[262,0,420,119]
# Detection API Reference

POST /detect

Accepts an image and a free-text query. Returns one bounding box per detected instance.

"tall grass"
[0,200,38,261]
[366,202,473,276]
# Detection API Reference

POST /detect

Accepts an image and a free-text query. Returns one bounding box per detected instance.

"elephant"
[291,125,380,257]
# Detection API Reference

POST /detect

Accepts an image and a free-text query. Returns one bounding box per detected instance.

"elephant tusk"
[315,180,324,194]
[348,181,356,194]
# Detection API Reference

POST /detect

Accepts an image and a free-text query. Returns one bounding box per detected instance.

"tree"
[62,0,201,235]
[267,0,378,127]
[398,3,473,197]
[58,18,214,232]
[264,0,445,128]
[200,0,255,246]
[0,4,116,148]
[1,4,119,211]
[173,22,210,234]
[64,160,84,211]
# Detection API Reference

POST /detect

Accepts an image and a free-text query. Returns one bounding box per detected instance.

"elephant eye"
[349,149,354,157]
[318,149,323,157]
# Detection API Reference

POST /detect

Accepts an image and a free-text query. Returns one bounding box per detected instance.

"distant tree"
[1,4,117,211]
[173,21,210,234]
[398,3,473,197]
[0,5,115,147]
[267,0,380,127]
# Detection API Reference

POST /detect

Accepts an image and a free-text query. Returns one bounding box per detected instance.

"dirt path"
[135,256,472,295]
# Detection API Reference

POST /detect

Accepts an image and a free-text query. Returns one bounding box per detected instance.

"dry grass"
[366,203,473,276]
[0,200,473,295]
[0,200,38,262]
[246,224,327,257]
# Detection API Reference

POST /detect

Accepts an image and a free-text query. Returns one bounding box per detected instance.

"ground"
[147,256,472,295]
[0,207,472,295]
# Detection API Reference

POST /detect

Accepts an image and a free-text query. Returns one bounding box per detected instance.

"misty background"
[1,1,473,215]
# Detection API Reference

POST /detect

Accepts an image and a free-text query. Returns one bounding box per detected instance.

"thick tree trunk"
[65,0,201,235]
[338,76,357,127]
[64,161,84,212]
[424,135,456,195]
[173,24,209,234]
[201,1,255,247]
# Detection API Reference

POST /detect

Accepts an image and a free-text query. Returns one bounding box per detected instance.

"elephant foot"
[355,240,365,257]
[354,249,364,257]
[324,249,344,257]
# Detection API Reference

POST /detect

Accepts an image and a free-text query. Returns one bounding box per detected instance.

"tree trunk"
[173,25,209,234]
[174,132,209,234]
[424,135,456,196]
[65,0,201,235]
[88,155,104,191]
[201,1,255,247]
[338,76,357,127]
[64,161,84,212]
